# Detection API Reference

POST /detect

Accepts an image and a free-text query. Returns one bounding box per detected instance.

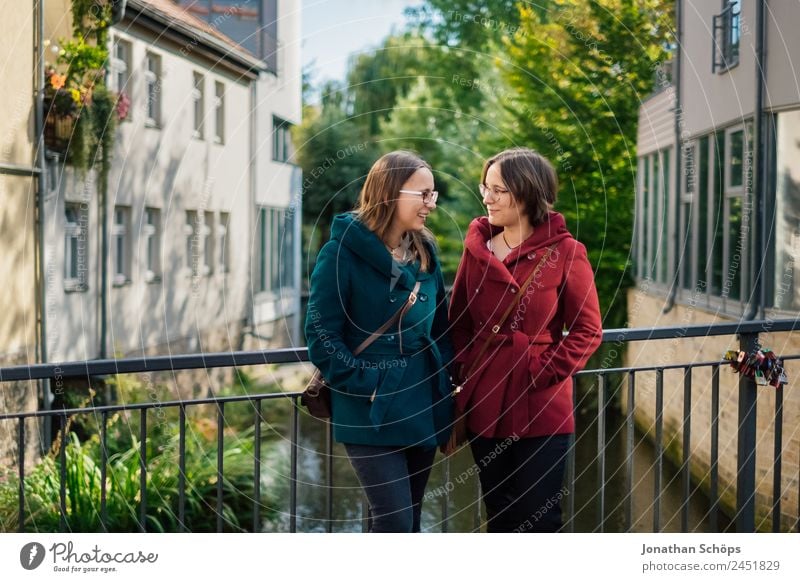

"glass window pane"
[729,129,743,188]
[725,196,743,302]
[697,136,709,289]
[774,110,800,309]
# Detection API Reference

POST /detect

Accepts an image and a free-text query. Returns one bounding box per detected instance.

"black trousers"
[470,433,570,533]
[344,443,436,532]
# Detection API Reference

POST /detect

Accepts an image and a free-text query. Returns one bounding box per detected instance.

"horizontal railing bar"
[0,347,310,382]
[599,319,800,342]
[3,319,800,383]
[0,391,303,421]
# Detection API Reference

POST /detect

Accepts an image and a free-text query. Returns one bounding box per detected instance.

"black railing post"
[736,332,758,532]
[217,402,225,533]
[625,371,636,532]
[772,387,783,532]
[254,399,262,533]
[18,418,25,533]
[289,397,298,533]
[736,333,759,533]
[325,420,333,533]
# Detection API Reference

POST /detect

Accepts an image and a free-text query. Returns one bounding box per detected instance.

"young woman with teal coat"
[304,151,454,532]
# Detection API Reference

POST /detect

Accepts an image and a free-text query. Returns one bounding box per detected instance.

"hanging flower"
[49,72,67,90]
[116,91,130,121]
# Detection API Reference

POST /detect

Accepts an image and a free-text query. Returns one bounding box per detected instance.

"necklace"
[502,230,520,249]
[502,228,534,250]
[385,236,412,264]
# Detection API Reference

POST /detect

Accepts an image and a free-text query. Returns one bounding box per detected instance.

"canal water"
[254,395,732,533]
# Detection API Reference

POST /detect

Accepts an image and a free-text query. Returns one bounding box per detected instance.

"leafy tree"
[492,0,674,328]
[293,98,377,255]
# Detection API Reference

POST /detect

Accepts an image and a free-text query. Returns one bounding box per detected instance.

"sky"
[301,0,420,88]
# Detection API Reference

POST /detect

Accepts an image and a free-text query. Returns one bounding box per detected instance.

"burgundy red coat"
[449,212,603,438]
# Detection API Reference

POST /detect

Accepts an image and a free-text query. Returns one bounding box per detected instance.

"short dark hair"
[481,148,558,226]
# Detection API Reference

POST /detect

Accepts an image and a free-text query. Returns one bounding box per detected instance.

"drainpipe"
[243,78,258,348]
[744,0,767,321]
[98,2,127,360]
[736,0,766,535]
[32,0,52,450]
[663,0,683,314]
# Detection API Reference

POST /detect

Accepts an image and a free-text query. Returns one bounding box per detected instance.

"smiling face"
[390,167,436,233]
[482,162,527,228]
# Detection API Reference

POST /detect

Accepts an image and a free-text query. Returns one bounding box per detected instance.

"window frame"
[112,205,132,287]
[145,52,162,128]
[218,211,230,274]
[214,81,225,144]
[185,210,199,277]
[202,210,214,276]
[272,116,294,163]
[110,37,133,119]
[64,202,89,293]
[192,72,205,140]
[712,0,741,74]
[143,207,161,283]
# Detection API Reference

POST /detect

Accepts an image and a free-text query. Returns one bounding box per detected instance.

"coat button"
[388,335,395,341]
[419,293,428,302]
[510,288,517,294]
[527,252,535,260]
[389,296,397,303]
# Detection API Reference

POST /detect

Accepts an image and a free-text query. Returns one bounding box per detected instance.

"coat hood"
[329,212,438,290]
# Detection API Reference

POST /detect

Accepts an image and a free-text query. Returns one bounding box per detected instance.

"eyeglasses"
[479,184,511,199]
[399,189,439,205]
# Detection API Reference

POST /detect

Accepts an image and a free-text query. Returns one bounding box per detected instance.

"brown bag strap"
[462,244,558,381]
[352,280,421,356]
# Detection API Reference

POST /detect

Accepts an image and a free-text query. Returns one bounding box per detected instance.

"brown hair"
[481,147,558,226]
[355,150,435,271]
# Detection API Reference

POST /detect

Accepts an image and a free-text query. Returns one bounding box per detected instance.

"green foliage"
[0,371,289,533]
[494,0,674,328]
[45,0,118,173]
[293,104,377,254]
[297,0,673,318]
[0,425,268,533]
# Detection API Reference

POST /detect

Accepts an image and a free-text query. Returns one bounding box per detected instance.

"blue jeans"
[344,443,436,533]
[470,433,570,533]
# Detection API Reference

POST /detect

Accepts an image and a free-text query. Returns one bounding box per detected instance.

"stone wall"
[625,288,800,531]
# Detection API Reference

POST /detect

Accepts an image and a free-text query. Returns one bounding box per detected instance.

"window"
[721,124,752,303]
[64,203,89,292]
[679,143,695,290]
[712,0,740,73]
[273,117,294,163]
[639,125,755,312]
[143,207,161,282]
[110,38,132,100]
[773,109,800,310]
[192,72,204,139]
[203,211,214,275]
[262,0,278,73]
[214,81,225,144]
[218,212,230,273]
[145,52,162,126]
[185,210,199,276]
[257,206,295,293]
[635,148,670,285]
[112,206,131,286]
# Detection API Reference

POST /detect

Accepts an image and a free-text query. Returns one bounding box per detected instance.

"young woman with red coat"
[447,147,603,532]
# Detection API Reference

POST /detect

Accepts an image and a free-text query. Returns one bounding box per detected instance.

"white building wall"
[45,26,253,361]
[251,0,302,343]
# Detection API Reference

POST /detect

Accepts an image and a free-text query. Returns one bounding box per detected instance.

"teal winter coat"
[304,212,454,447]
